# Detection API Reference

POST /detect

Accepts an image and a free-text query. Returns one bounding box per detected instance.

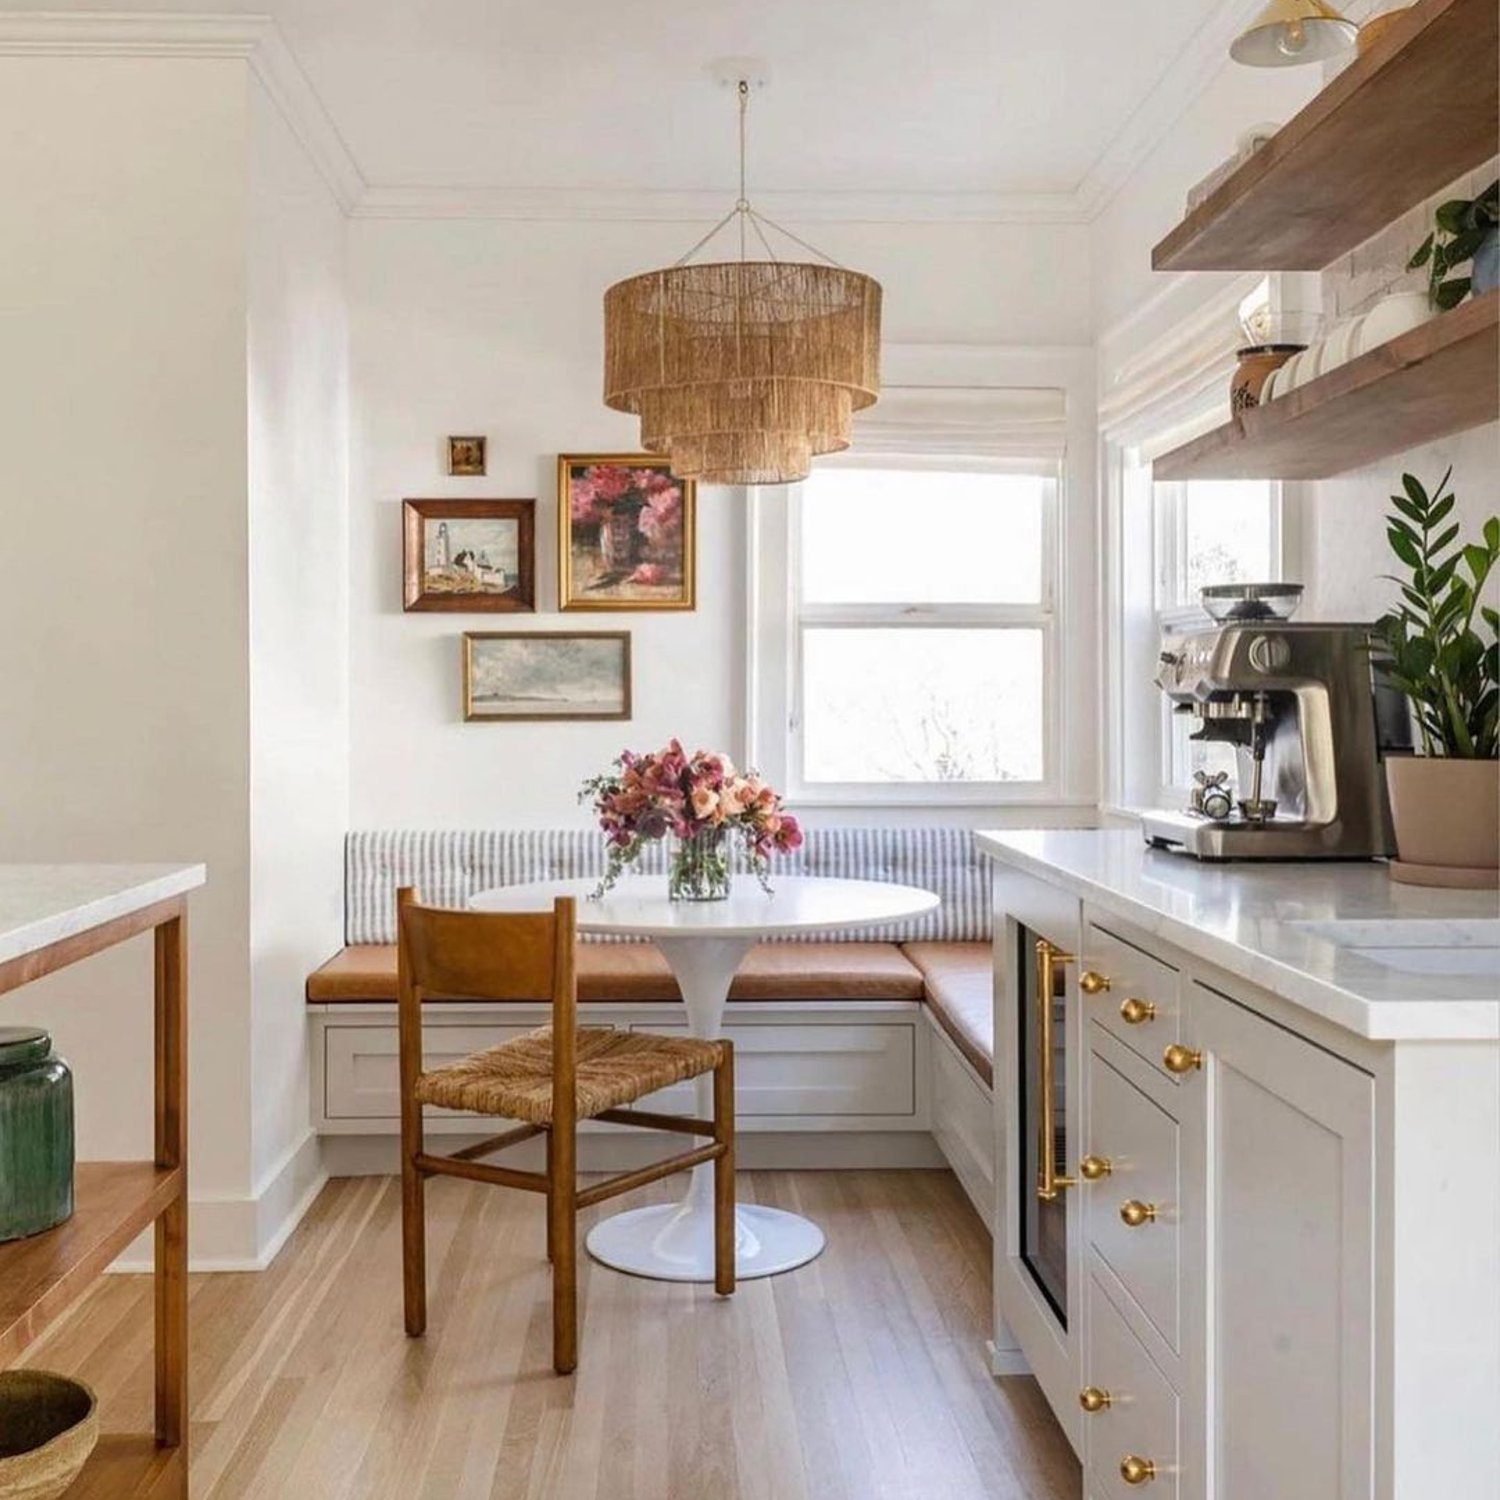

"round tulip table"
[469,874,939,1282]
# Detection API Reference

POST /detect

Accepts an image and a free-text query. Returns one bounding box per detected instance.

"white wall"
[347,216,1092,828]
[0,56,254,1198]
[245,78,349,1223]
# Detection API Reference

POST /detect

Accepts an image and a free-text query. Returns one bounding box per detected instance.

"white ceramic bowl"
[1319,315,1365,373]
[1279,349,1311,391]
[1260,365,1284,403]
[1356,292,1432,356]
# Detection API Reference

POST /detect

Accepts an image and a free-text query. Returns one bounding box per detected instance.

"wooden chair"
[395,887,736,1374]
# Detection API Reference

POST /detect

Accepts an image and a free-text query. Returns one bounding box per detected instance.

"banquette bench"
[307,829,997,1217]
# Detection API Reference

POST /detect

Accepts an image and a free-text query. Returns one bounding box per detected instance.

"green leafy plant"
[1407,180,1499,309]
[1377,469,1499,759]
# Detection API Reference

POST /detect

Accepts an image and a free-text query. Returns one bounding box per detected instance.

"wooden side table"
[0,865,204,1498]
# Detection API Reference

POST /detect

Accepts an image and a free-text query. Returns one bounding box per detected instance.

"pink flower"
[628,562,667,585]
[690,785,720,820]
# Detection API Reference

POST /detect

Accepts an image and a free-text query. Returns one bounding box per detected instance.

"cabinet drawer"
[631,1021,916,1117]
[325,1022,544,1121]
[1082,923,1181,1081]
[1087,1051,1181,1350]
[1084,1275,1180,1500]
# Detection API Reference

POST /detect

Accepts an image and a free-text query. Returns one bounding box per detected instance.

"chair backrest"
[395,888,579,1122]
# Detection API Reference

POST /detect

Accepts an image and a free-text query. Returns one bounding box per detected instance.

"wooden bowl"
[0,1372,98,1500]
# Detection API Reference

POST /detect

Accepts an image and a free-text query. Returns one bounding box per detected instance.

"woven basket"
[0,1372,98,1500]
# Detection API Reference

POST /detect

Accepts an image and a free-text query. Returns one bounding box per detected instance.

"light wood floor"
[28,1170,1080,1500]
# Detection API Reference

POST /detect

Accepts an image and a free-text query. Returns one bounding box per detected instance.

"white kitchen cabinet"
[1186,980,1374,1500]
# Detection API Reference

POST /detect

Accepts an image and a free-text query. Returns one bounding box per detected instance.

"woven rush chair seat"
[414,1025,724,1125]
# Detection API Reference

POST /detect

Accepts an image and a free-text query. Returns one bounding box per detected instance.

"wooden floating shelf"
[1154,291,1498,480]
[0,1161,182,1366]
[1153,0,1499,272]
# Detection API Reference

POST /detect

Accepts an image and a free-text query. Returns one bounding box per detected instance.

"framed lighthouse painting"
[403,499,536,612]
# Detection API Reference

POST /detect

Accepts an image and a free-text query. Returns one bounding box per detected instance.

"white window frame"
[750,453,1068,810]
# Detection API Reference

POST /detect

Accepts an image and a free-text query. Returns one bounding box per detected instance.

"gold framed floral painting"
[557,454,696,611]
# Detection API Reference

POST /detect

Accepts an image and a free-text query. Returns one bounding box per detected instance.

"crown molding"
[1072,0,1270,220]
[0,12,366,211]
[351,184,1089,225]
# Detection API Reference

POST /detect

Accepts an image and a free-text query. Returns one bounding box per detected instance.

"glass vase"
[668,827,731,902]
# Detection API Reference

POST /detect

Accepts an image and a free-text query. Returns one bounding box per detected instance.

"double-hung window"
[769,458,1061,802]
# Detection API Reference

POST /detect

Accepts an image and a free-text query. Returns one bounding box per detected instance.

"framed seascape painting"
[558,454,696,611]
[463,631,632,722]
[403,499,535,612]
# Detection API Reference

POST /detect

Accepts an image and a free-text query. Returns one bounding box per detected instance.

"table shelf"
[1152,0,1498,272]
[0,1162,183,1367]
[1153,291,1498,480]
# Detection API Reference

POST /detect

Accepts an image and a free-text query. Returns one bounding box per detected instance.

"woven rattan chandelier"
[603,78,882,486]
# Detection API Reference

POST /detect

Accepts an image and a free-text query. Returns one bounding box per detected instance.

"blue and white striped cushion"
[345,827,989,945]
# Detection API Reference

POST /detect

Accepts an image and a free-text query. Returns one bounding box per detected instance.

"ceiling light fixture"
[1230,0,1357,66]
[602,74,882,486]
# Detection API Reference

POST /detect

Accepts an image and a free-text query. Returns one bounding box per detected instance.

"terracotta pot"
[1230,345,1302,414]
[1385,756,1500,888]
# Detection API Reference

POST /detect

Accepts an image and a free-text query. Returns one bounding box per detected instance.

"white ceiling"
[23,0,1241,205]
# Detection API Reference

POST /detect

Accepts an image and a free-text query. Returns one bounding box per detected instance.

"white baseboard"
[110,1130,327,1273]
[321,1128,948,1179]
[986,1338,1032,1376]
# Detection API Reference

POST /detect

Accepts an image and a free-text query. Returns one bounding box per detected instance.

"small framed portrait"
[403,499,535,612]
[447,435,487,476]
[463,631,632,722]
[558,454,696,611]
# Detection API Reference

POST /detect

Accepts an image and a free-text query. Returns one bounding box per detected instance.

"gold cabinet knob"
[1078,1386,1113,1413]
[1079,1154,1113,1181]
[1119,1455,1157,1485]
[1080,970,1112,995]
[1119,1199,1158,1228]
[1119,996,1156,1025]
[1162,1044,1203,1075]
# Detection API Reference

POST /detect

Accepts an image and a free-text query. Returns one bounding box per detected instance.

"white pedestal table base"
[583,934,827,1283]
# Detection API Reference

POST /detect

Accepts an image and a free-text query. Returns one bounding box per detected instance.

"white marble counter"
[0,864,206,967]
[975,830,1499,1041]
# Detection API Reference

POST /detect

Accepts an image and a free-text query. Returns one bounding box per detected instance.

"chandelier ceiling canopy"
[602,78,883,486]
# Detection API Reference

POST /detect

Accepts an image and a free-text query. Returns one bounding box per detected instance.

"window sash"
[785,469,1061,801]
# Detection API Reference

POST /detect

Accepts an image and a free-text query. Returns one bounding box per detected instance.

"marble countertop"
[975,830,1499,1042]
[0,864,206,968]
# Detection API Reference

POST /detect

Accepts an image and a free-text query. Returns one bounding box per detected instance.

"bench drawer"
[1084,1275,1180,1500]
[632,1021,917,1118]
[1082,922,1182,1082]
[324,1023,545,1121]
[1087,1050,1181,1351]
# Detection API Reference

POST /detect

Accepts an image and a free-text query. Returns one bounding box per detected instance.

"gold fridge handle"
[1035,938,1076,1202]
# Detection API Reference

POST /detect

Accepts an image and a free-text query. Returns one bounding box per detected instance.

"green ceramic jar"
[0,1027,74,1243]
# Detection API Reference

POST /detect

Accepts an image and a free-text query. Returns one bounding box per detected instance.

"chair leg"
[545,1129,556,1262]
[550,1122,578,1374]
[400,1123,427,1337]
[713,1042,737,1297]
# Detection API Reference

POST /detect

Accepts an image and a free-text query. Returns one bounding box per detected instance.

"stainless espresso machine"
[1141,587,1410,861]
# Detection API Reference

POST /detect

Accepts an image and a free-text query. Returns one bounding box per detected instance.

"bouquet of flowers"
[581,740,803,901]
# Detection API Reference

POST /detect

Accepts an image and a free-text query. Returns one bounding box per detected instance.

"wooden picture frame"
[462,631,632,722]
[447,435,486,476]
[403,499,536,613]
[557,454,696,611]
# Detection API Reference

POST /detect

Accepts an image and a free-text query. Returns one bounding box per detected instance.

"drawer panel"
[1082,922,1181,1080]
[1087,1051,1181,1350]
[632,1022,916,1117]
[325,1023,543,1121]
[1084,1275,1180,1500]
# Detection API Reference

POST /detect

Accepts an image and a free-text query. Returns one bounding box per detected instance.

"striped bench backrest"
[345,827,990,944]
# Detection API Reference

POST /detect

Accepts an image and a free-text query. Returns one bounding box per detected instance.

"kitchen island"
[977,828,1498,1500]
[0,863,203,1500]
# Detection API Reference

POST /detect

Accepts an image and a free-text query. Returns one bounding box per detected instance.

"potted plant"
[1407,179,1499,307]
[1376,469,1499,887]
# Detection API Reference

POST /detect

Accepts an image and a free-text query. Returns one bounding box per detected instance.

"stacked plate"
[1261,292,1434,404]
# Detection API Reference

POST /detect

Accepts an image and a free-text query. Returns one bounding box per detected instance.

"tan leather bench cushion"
[307,941,926,1004]
[901,941,993,1086]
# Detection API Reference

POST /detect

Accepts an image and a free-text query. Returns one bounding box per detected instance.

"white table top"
[975,829,1499,1041]
[469,875,939,938]
[0,863,206,968]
